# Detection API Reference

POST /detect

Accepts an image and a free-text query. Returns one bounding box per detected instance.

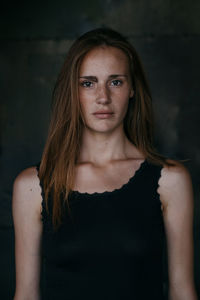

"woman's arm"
[12,167,43,300]
[158,160,198,300]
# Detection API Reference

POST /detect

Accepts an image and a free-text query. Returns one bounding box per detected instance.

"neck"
[78,126,142,167]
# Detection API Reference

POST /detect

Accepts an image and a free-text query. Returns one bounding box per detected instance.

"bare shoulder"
[160,159,192,187]
[13,166,41,194]
[13,166,42,216]
[158,159,193,208]
[14,166,40,188]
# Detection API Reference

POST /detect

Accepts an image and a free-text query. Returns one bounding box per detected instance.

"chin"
[85,123,122,134]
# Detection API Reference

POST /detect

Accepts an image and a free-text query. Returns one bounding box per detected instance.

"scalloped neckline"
[71,159,148,197]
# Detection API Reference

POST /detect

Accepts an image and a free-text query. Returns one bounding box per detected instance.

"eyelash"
[110,79,123,86]
[80,79,123,88]
[80,81,93,88]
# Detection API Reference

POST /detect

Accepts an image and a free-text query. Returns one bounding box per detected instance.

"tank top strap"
[146,159,163,190]
[145,159,163,182]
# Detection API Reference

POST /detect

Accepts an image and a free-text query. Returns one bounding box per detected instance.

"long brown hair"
[38,28,170,229]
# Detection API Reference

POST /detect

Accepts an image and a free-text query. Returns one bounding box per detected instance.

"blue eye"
[80,81,93,88]
[111,79,122,86]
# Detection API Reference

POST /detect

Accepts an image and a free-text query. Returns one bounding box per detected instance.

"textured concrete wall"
[0,1,199,298]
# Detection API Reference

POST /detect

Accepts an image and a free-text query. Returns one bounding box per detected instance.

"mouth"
[93,110,113,114]
[93,111,114,119]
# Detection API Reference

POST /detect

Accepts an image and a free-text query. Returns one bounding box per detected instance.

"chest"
[73,160,144,193]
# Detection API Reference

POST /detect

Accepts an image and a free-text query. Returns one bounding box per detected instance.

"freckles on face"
[78,46,134,131]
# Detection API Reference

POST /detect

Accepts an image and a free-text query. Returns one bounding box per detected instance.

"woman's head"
[52,27,153,146]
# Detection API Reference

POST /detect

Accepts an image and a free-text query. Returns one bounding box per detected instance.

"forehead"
[79,46,130,75]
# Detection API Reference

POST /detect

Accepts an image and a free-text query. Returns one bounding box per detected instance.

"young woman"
[12,28,198,300]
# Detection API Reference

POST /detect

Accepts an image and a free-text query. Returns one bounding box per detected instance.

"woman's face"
[78,46,134,134]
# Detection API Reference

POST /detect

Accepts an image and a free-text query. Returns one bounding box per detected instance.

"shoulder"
[158,159,193,208]
[13,166,41,192]
[160,159,192,188]
[13,166,42,215]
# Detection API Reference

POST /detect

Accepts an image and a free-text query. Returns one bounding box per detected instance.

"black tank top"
[37,160,165,300]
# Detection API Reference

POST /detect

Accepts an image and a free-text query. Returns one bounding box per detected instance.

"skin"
[12,46,198,299]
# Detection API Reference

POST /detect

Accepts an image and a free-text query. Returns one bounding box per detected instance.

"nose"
[96,84,111,104]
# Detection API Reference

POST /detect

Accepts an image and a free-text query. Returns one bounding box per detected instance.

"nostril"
[96,95,110,103]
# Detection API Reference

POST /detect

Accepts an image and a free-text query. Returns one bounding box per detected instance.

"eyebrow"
[79,74,128,81]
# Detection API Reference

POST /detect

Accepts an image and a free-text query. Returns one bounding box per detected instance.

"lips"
[93,110,114,119]
[93,110,113,114]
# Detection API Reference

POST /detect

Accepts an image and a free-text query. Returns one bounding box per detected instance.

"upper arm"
[12,167,43,300]
[158,160,197,299]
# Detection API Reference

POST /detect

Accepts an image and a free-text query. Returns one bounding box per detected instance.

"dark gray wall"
[0,1,199,299]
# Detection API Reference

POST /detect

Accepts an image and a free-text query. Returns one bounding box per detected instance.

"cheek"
[114,90,130,107]
[79,88,96,110]
[114,93,130,118]
[79,87,93,101]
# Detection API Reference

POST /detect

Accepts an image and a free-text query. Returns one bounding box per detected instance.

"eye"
[110,79,123,86]
[80,81,93,88]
